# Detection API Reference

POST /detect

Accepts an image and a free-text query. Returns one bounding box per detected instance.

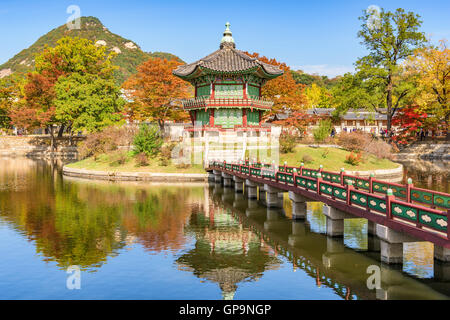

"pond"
[0,158,449,300]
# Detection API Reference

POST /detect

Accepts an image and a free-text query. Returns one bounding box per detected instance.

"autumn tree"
[0,75,24,129]
[392,106,427,145]
[406,40,450,130]
[356,7,426,131]
[9,37,119,148]
[54,73,124,134]
[122,57,190,130]
[243,52,306,119]
[305,83,331,109]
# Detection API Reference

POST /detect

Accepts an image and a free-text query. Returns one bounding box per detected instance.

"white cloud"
[291,64,355,78]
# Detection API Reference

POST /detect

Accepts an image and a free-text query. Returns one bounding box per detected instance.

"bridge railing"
[209,160,450,240]
[210,160,449,211]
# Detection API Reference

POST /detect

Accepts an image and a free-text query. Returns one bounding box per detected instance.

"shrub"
[313,119,332,143]
[337,131,371,152]
[158,143,176,166]
[176,163,191,169]
[302,154,313,164]
[337,131,393,159]
[133,124,163,156]
[364,139,393,160]
[279,131,297,154]
[135,152,149,167]
[345,152,363,166]
[78,125,136,159]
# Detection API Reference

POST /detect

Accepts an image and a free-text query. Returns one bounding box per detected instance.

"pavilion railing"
[182,97,274,110]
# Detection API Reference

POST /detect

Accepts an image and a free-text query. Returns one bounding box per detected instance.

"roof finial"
[220,22,235,49]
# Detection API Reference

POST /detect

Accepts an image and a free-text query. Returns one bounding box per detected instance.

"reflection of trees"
[176,205,281,300]
[0,159,201,270]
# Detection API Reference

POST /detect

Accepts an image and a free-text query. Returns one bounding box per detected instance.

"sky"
[0,0,449,78]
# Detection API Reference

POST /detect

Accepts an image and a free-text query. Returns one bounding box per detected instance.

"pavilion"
[173,23,283,132]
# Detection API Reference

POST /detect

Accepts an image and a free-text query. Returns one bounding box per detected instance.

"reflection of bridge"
[209,160,450,265]
[211,184,450,300]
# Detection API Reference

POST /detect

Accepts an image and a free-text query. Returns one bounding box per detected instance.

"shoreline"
[62,164,404,182]
[62,166,208,182]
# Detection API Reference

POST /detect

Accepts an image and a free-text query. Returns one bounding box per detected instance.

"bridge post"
[213,170,222,183]
[233,176,244,193]
[434,246,450,262]
[323,205,360,237]
[368,220,377,236]
[258,187,267,205]
[289,191,308,220]
[245,179,258,199]
[222,172,233,188]
[264,185,284,208]
[376,224,418,264]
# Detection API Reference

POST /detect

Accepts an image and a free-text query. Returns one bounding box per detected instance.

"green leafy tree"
[313,119,332,143]
[54,73,124,133]
[356,7,426,131]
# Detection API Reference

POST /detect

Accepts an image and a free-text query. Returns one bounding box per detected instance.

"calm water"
[0,158,449,300]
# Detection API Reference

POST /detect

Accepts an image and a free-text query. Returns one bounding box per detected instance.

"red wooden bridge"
[208,160,450,251]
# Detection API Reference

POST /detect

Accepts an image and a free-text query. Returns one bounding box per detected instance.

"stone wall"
[0,135,84,159]
[395,142,450,161]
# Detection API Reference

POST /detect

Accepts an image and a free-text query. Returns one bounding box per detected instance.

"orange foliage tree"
[122,58,191,130]
[243,52,306,120]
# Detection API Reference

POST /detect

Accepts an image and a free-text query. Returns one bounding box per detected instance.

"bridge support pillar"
[222,172,233,188]
[368,221,377,236]
[247,186,257,199]
[289,192,308,220]
[323,205,360,237]
[326,217,344,237]
[213,170,222,183]
[264,185,284,208]
[367,236,381,252]
[233,176,244,193]
[323,205,357,220]
[208,172,215,181]
[376,224,418,264]
[258,187,267,205]
[380,241,403,264]
[434,261,450,281]
[434,246,450,262]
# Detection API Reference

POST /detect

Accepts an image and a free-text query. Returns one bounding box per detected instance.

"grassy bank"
[67,146,400,174]
[279,146,400,171]
[66,151,205,174]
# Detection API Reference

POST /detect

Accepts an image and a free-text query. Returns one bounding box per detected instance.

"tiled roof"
[173,47,284,78]
[306,108,387,120]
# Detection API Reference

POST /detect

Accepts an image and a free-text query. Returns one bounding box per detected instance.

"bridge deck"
[209,161,450,248]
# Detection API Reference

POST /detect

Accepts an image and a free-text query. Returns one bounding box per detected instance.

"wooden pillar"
[210,109,214,127]
[243,109,247,127]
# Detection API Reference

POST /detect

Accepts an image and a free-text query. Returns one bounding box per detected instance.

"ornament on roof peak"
[220,22,235,49]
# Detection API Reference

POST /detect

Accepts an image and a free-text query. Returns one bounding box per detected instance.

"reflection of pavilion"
[176,196,281,300]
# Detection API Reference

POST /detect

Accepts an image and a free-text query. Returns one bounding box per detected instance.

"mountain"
[0,16,183,83]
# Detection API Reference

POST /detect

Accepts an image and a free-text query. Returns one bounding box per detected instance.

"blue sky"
[1,0,449,77]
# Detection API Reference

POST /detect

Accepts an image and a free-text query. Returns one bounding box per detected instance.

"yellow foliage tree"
[406,40,450,128]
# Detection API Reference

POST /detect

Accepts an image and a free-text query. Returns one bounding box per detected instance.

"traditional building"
[173,23,283,132]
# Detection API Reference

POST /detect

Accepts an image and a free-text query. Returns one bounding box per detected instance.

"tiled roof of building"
[306,108,388,120]
[173,23,283,79]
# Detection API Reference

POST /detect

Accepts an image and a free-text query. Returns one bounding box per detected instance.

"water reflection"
[0,158,449,299]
